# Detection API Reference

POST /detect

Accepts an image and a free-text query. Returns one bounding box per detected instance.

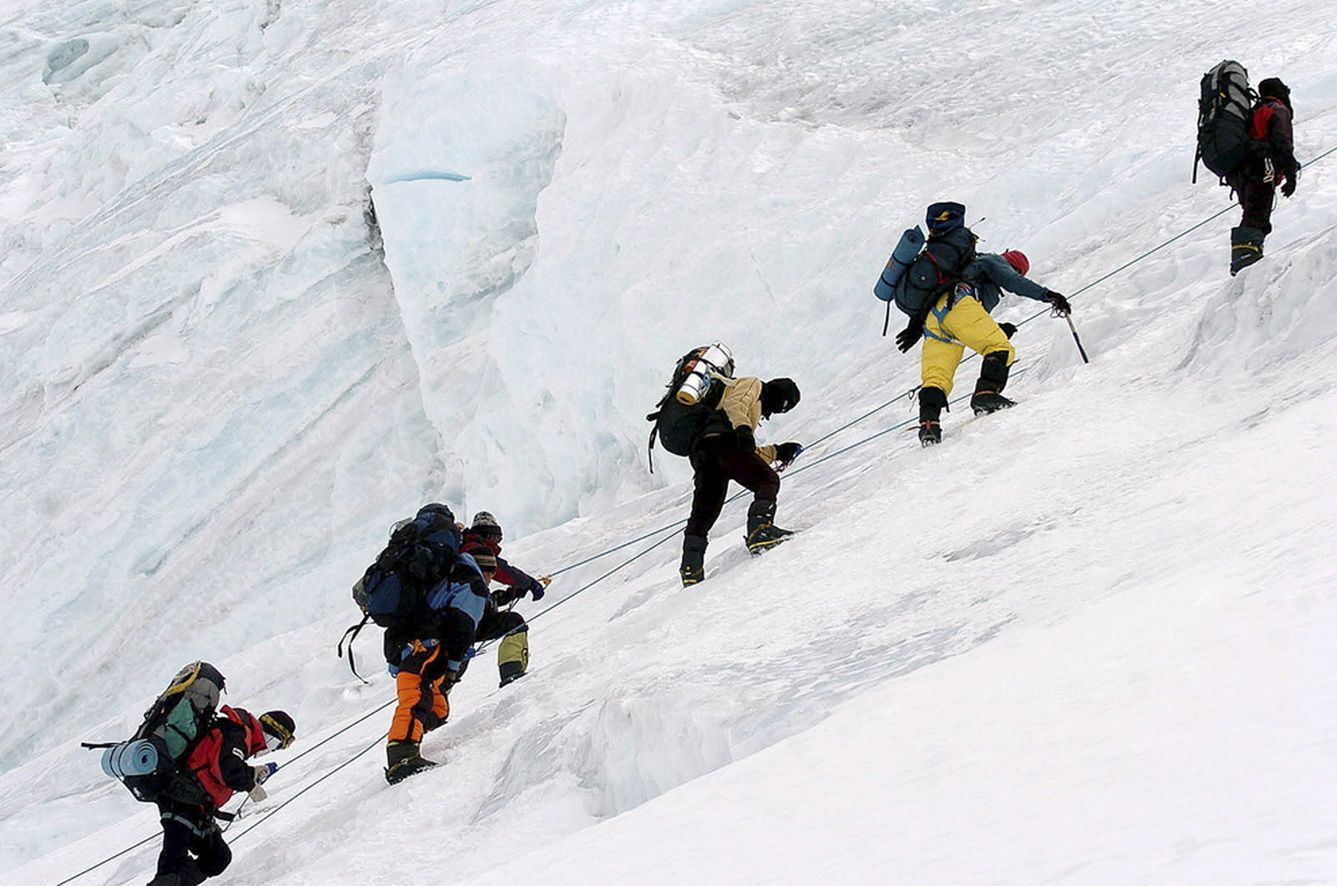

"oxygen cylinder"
[675,342,734,406]
[873,225,926,302]
[101,739,160,779]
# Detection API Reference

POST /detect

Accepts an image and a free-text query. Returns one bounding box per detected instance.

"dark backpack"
[90,661,226,805]
[1196,60,1256,182]
[894,202,977,318]
[646,345,732,472]
[337,504,461,679]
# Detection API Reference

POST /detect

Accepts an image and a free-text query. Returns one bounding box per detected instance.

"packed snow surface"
[2,0,1336,882]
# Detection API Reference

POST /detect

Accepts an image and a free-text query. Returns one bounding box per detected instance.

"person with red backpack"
[149,708,295,886]
[1226,77,1298,275]
[898,248,1068,446]
[460,512,549,687]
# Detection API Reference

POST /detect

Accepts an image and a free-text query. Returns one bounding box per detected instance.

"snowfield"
[2,0,1336,883]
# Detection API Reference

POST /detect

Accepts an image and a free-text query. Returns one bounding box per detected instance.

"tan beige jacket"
[716,376,778,463]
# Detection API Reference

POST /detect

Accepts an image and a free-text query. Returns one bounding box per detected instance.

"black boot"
[386,740,436,785]
[148,867,205,886]
[1230,226,1265,276]
[680,535,707,586]
[918,386,947,447]
[971,351,1016,415]
[745,499,793,554]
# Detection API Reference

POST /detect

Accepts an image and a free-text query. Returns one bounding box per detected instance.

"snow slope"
[2,0,1336,882]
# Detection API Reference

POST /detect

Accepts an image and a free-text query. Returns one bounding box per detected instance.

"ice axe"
[1060,310,1091,364]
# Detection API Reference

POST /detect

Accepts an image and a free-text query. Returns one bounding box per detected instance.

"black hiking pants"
[476,607,526,643]
[155,802,231,883]
[685,434,780,540]
[1226,171,1276,235]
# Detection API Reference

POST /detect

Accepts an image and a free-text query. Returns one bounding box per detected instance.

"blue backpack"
[893,202,977,318]
[338,504,461,678]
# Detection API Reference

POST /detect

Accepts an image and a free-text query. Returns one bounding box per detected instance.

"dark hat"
[260,710,296,749]
[925,201,966,235]
[1257,77,1293,112]
[760,378,801,417]
[1257,77,1289,99]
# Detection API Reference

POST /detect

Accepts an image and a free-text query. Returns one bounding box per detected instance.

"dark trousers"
[155,803,231,883]
[477,608,526,643]
[1226,171,1276,234]
[686,436,781,539]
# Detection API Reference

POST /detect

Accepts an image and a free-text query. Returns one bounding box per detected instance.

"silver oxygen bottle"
[675,342,734,406]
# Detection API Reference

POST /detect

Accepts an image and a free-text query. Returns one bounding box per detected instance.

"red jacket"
[461,530,543,604]
[1250,98,1298,182]
[184,705,266,809]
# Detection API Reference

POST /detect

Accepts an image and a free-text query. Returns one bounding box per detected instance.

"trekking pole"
[1063,312,1091,364]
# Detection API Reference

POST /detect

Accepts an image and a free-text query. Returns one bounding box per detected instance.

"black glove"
[894,315,924,353]
[775,442,802,466]
[1281,175,1297,198]
[1045,291,1071,316]
[735,426,757,453]
[998,322,1017,339]
[526,576,548,601]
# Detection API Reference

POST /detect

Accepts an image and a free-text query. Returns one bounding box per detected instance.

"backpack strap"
[336,615,372,684]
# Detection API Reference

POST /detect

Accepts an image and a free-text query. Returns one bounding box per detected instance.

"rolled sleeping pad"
[101,739,159,779]
[873,225,925,302]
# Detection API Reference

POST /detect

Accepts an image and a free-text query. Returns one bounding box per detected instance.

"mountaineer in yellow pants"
[914,250,1069,446]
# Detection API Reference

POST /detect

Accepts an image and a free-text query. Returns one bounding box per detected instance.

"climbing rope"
[58,143,1335,884]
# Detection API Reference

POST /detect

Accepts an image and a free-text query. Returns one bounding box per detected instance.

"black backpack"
[645,346,731,472]
[894,202,977,318]
[86,661,226,806]
[337,504,461,678]
[1196,60,1256,183]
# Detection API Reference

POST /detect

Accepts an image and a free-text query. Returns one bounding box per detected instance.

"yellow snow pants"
[921,292,1015,396]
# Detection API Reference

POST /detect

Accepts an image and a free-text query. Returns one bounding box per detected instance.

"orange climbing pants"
[388,641,451,744]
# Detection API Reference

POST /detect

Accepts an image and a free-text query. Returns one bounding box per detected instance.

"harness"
[922,282,978,345]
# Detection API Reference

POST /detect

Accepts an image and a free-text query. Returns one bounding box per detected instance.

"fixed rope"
[59,142,1334,884]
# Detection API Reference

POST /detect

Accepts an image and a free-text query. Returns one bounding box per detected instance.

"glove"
[775,442,802,467]
[1281,175,1296,197]
[248,784,268,803]
[735,426,757,453]
[527,576,547,602]
[895,315,924,353]
[254,762,278,785]
[998,322,1017,339]
[1045,291,1071,316]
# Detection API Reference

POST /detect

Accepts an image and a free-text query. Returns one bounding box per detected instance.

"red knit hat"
[1001,249,1030,276]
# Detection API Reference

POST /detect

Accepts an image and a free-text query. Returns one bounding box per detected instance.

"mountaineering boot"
[148,867,204,886]
[147,859,207,886]
[918,386,948,447]
[745,499,793,555]
[680,534,707,586]
[1230,226,1265,276]
[971,351,1016,415]
[385,740,437,785]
